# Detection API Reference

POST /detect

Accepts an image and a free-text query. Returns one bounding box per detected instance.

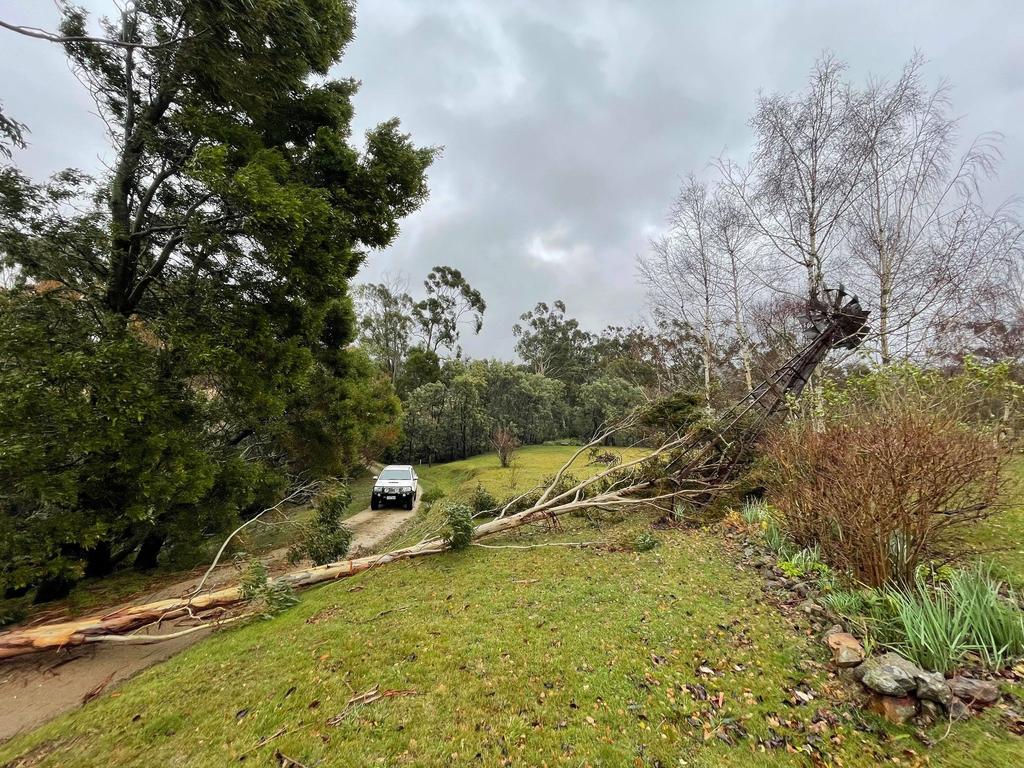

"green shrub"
[239,560,298,618]
[288,491,354,566]
[442,502,474,550]
[0,597,29,628]
[634,531,658,552]
[469,482,498,514]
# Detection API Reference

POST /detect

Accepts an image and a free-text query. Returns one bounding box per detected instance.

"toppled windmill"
[0,288,869,660]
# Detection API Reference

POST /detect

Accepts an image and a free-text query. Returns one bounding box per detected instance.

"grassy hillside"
[2,449,1022,767]
[959,458,1024,585]
[413,443,649,500]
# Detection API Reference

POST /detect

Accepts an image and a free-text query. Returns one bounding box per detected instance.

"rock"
[763,578,784,591]
[797,599,826,617]
[794,582,813,598]
[867,694,918,724]
[914,671,952,707]
[949,677,1000,705]
[948,697,971,721]
[860,653,922,696]
[822,624,845,639]
[918,699,943,725]
[824,632,864,668]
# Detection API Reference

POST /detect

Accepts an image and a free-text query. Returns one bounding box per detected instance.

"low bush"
[419,487,446,506]
[765,399,1006,587]
[634,531,658,552]
[287,491,354,566]
[469,483,498,514]
[442,502,474,550]
[778,546,830,580]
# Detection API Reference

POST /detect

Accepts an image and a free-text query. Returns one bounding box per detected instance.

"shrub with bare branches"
[491,427,520,468]
[765,402,1007,587]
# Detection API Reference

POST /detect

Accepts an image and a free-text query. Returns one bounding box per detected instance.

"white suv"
[371,465,418,510]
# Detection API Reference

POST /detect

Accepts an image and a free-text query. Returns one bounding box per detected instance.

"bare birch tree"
[845,54,1008,362]
[640,176,721,411]
[718,54,868,304]
[709,189,759,390]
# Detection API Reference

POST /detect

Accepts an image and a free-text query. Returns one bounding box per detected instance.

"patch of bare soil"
[0,496,418,742]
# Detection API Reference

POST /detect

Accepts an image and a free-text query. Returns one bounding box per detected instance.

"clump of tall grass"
[740,499,771,526]
[763,520,797,559]
[948,562,1024,669]
[822,561,1024,673]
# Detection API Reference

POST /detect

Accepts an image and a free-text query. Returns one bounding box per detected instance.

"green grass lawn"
[414,443,648,500]
[376,444,650,551]
[958,457,1024,585]
[2,448,1022,766]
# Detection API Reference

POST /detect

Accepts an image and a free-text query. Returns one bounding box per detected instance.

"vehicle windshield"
[378,468,412,481]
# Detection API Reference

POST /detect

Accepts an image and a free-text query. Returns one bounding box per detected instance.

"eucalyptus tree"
[512,300,595,383]
[355,280,415,384]
[411,265,486,354]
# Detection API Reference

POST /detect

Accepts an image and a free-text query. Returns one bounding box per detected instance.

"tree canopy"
[0,0,432,599]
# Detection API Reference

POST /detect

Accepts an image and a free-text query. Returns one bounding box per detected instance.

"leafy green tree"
[573,376,645,442]
[355,282,415,384]
[513,300,595,384]
[0,1,431,598]
[477,362,566,444]
[396,346,443,398]
[0,100,26,159]
[411,266,486,354]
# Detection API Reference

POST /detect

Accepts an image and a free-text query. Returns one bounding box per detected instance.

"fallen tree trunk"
[0,288,869,661]
[0,467,677,659]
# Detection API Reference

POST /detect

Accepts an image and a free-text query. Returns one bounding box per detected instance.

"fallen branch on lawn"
[470,541,601,550]
[0,423,699,660]
[189,481,319,600]
[326,685,418,726]
[82,614,253,645]
[0,289,869,660]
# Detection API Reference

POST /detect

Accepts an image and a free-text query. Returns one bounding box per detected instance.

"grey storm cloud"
[2,0,1022,358]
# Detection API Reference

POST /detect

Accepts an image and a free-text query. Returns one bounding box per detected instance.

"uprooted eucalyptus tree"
[0,290,869,660]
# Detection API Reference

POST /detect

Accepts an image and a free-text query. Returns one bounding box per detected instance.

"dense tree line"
[0,1,429,603]
[356,279,707,463]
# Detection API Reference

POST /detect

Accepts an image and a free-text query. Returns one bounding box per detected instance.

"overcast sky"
[1,0,1021,358]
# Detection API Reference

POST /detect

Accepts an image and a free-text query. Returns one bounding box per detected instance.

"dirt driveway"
[0,495,418,742]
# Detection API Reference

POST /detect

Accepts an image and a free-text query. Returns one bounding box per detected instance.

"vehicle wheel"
[404,495,414,510]
[370,496,379,511]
